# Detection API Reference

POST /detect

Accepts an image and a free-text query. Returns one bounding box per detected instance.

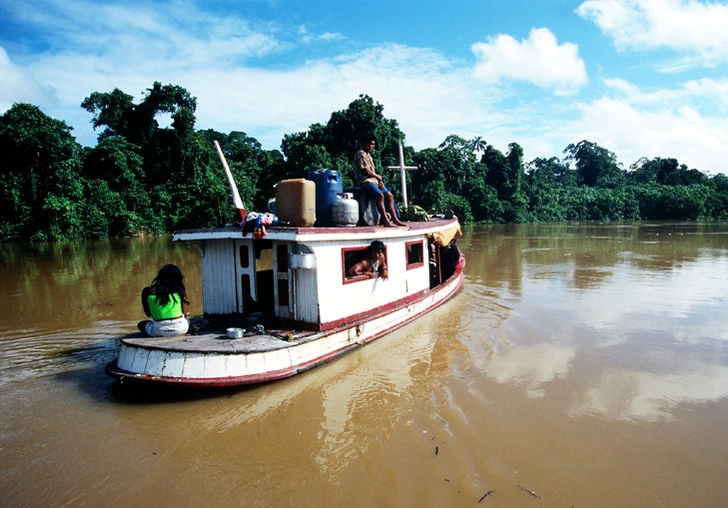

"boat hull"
[106,255,464,387]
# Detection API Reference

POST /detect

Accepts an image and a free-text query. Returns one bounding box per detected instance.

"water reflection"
[315,326,439,483]
[462,222,728,421]
[484,342,576,399]
[571,363,728,422]
[0,237,202,336]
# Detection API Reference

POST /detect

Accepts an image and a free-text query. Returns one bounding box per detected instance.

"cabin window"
[276,245,289,272]
[406,240,424,270]
[342,244,388,283]
[239,244,249,268]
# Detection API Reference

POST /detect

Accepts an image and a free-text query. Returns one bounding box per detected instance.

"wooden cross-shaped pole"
[387,140,417,210]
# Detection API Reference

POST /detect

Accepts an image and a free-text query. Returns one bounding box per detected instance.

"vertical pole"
[214,140,247,221]
[399,141,408,210]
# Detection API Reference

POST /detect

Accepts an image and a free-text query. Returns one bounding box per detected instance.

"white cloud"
[297,25,345,44]
[563,76,728,172]
[471,28,588,93]
[577,0,728,65]
[683,78,728,109]
[0,47,57,110]
[569,96,728,171]
[187,45,506,152]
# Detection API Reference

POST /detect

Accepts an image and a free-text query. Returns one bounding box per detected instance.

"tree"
[563,140,623,188]
[82,137,149,236]
[470,136,487,156]
[82,81,197,146]
[281,95,406,192]
[0,103,85,240]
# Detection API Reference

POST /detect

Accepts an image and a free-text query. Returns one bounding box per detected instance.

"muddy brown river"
[1,223,728,507]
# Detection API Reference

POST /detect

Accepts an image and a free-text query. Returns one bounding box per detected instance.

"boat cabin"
[173,219,461,331]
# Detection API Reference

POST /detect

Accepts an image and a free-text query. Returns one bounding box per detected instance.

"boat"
[105,143,465,387]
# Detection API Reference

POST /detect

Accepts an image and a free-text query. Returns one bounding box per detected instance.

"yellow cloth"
[429,224,462,246]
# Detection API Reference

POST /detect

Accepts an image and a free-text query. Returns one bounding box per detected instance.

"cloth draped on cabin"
[428,224,462,247]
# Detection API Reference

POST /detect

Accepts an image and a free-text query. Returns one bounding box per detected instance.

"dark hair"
[363,133,377,143]
[152,264,188,306]
[369,240,385,253]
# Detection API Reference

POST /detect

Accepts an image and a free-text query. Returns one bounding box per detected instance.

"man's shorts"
[361,181,391,198]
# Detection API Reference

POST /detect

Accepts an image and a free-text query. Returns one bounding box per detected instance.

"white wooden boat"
[106,217,464,386]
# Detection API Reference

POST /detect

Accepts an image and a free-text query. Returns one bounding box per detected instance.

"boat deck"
[121,326,320,354]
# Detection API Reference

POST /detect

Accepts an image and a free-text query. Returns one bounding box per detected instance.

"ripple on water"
[0,323,131,387]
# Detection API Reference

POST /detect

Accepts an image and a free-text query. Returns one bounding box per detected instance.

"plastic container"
[275,179,316,227]
[308,169,343,226]
[332,193,359,226]
[289,253,317,270]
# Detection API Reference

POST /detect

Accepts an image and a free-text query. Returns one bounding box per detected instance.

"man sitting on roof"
[353,133,406,228]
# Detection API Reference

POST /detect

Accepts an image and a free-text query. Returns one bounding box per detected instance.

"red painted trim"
[405,239,425,270]
[321,257,462,331]
[106,263,464,388]
[107,277,463,387]
[341,245,368,285]
[341,244,388,285]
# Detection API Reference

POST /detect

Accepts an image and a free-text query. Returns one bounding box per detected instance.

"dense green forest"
[2,82,727,242]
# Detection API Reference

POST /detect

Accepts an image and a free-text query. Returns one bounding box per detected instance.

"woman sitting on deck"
[137,264,190,337]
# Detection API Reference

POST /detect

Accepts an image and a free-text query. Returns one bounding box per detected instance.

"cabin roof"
[173,216,460,243]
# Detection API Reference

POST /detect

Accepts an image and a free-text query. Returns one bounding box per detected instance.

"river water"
[1,223,728,507]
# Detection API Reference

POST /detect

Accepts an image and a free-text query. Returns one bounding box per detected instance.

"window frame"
[341,244,388,284]
[405,240,425,270]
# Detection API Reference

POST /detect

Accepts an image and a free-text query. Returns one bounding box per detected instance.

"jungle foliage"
[1,84,727,241]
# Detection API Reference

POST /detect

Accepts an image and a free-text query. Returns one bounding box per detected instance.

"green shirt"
[147,293,184,320]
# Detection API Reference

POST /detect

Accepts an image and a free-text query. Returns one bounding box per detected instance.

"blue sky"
[1,0,728,174]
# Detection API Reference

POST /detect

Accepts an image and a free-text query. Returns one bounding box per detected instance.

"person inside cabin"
[137,264,190,337]
[347,240,389,280]
[353,133,407,228]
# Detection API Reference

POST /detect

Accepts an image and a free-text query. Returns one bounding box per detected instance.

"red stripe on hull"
[107,265,464,387]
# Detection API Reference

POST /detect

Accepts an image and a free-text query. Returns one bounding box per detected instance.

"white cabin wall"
[200,239,240,315]
[312,238,431,324]
[234,239,258,313]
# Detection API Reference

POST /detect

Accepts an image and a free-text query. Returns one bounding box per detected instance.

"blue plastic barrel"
[307,169,343,226]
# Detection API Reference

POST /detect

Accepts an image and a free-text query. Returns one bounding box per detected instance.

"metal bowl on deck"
[226,327,245,339]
